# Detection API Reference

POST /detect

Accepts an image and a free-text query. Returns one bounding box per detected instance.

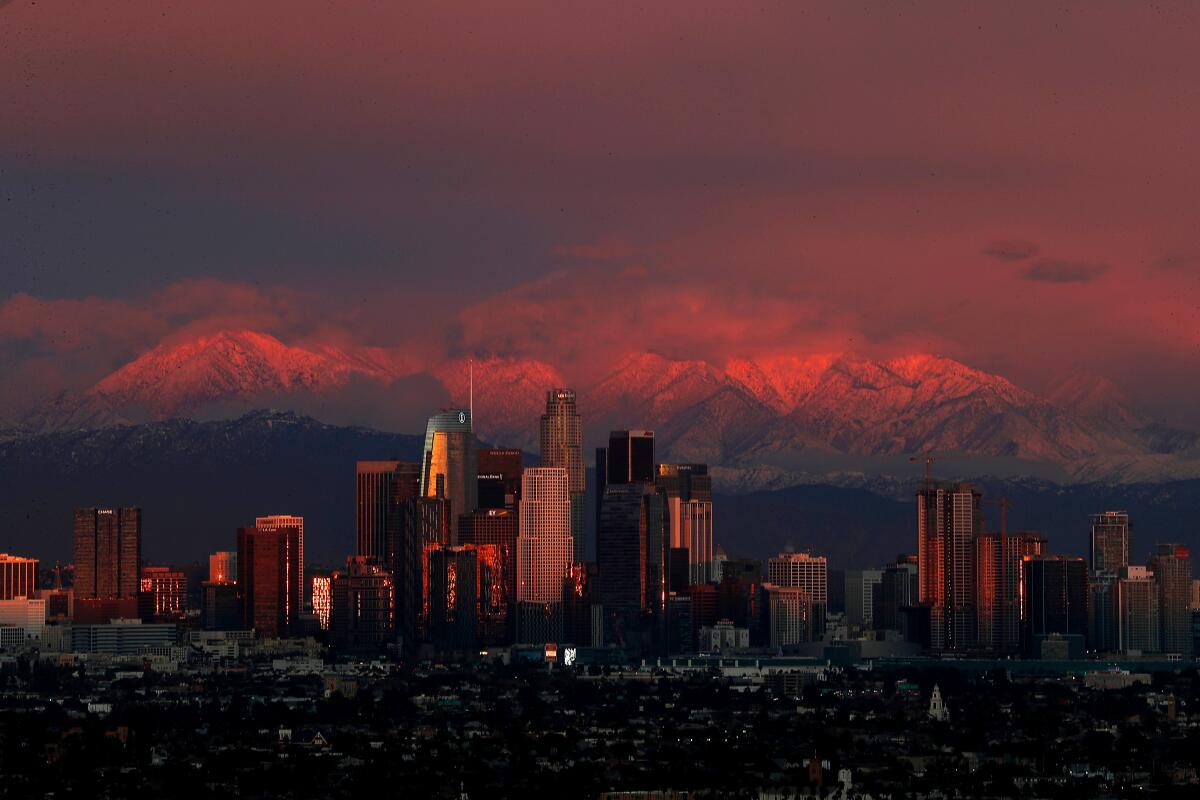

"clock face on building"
[458,411,466,424]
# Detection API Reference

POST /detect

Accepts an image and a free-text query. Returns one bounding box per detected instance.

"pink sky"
[1,2,1198,422]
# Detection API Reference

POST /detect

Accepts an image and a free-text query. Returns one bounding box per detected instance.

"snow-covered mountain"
[18,329,1200,483]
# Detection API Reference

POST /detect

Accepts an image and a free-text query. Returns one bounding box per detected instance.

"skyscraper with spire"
[539,389,585,560]
[420,409,477,544]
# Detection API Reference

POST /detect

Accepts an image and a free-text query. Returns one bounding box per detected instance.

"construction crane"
[909,453,936,489]
[983,496,1014,537]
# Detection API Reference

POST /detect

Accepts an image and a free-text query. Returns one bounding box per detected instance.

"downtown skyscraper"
[73,508,141,606]
[420,409,477,543]
[1091,511,1131,573]
[516,467,572,643]
[540,389,585,561]
[237,520,302,638]
[655,463,714,585]
[356,460,420,561]
[917,483,982,652]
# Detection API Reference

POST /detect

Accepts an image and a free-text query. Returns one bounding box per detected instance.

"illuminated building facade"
[656,463,714,584]
[0,554,39,600]
[460,508,517,636]
[73,507,141,601]
[517,468,572,603]
[237,523,302,638]
[1091,511,1131,573]
[916,483,982,651]
[208,551,237,584]
[1150,543,1193,656]
[140,566,187,617]
[420,409,477,543]
[540,389,585,560]
[311,575,332,630]
[255,515,305,605]
[974,532,1045,653]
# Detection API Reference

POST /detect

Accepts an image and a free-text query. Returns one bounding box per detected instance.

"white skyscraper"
[517,468,572,603]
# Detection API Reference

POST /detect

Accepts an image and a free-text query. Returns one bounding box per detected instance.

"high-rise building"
[356,460,420,560]
[400,495,451,645]
[655,464,714,585]
[426,545,479,652]
[311,575,332,630]
[1149,543,1193,656]
[202,581,241,630]
[767,552,828,634]
[208,551,237,584]
[540,389,585,560]
[916,483,982,651]
[420,409,478,543]
[477,448,523,510]
[0,554,39,600]
[975,532,1045,653]
[1091,512,1131,573]
[1021,555,1089,656]
[73,507,141,601]
[1118,566,1159,653]
[597,482,653,617]
[845,569,883,629]
[606,430,655,485]
[1089,571,1120,653]
[140,566,187,617]
[255,515,305,604]
[762,583,813,648]
[330,557,394,652]
[237,523,302,638]
[460,507,517,615]
[517,468,572,605]
[873,561,919,632]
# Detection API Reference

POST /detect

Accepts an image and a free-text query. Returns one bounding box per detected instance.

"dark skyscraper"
[400,495,451,646]
[237,523,302,638]
[1021,555,1089,656]
[1149,543,1193,656]
[427,545,479,653]
[540,389,586,561]
[1091,511,1131,573]
[330,556,395,652]
[73,508,141,601]
[606,430,655,485]
[476,447,523,510]
[356,460,420,561]
[460,508,518,610]
[597,482,653,618]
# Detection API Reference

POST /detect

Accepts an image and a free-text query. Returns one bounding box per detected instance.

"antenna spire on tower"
[469,358,474,427]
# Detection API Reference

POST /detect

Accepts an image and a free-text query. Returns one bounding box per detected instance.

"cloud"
[1154,254,1199,272]
[983,240,1038,261]
[1022,259,1110,284]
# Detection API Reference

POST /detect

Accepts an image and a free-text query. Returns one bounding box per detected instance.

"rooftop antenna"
[469,358,474,427]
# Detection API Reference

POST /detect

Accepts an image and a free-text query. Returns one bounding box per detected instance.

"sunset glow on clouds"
[1,2,1198,423]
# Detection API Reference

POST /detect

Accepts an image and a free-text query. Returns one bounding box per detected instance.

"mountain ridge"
[19,329,1200,484]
